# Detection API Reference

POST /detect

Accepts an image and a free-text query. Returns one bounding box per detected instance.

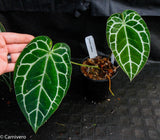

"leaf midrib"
[34,55,49,131]
[122,23,132,79]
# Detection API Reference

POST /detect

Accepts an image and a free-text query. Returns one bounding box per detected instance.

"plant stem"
[55,122,65,127]
[71,61,100,69]
[1,73,12,93]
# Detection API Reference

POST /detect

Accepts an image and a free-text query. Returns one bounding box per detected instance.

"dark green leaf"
[106,10,150,81]
[14,36,72,133]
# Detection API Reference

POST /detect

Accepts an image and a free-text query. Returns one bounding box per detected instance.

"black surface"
[0,12,160,60]
[0,61,160,140]
[0,0,160,16]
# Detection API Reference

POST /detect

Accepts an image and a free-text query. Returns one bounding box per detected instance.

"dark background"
[0,0,160,60]
[0,1,160,140]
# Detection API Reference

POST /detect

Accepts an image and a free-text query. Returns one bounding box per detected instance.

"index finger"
[0,32,34,44]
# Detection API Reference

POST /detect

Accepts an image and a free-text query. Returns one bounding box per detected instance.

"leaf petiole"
[71,61,100,69]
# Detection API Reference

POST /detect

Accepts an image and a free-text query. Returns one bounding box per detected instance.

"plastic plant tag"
[85,35,98,58]
[110,53,115,65]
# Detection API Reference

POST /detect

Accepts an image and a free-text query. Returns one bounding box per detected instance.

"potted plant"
[79,9,150,101]
[80,55,118,102]
[1,9,150,133]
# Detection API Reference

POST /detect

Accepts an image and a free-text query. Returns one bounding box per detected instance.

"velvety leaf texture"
[14,36,72,133]
[106,10,150,81]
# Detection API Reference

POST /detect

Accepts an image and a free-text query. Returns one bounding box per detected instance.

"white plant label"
[110,53,115,65]
[85,35,98,58]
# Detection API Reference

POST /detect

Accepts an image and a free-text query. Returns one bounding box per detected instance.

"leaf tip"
[32,126,39,134]
[129,78,133,82]
[129,75,136,82]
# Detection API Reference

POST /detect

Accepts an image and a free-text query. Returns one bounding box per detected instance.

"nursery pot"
[80,55,118,103]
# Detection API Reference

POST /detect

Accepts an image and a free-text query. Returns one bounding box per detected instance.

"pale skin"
[0,32,34,75]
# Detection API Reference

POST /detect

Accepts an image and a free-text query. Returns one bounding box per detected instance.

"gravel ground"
[0,60,160,140]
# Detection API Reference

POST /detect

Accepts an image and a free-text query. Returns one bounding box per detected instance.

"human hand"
[0,32,34,75]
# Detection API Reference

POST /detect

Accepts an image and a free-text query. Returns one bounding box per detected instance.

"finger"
[0,35,8,53]
[0,32,34,44]
[10,53,20,63]
[0,35,6,48]
[7,44,27,53]
[0,53,7,62]
[5,63,15,73]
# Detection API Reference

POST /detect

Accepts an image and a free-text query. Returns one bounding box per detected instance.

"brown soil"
[81,56,117,80]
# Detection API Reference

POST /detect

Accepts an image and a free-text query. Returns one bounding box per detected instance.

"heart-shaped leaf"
[14,36,72,133]
[106,10,150,81]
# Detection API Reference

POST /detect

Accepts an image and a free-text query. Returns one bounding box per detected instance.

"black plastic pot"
[80,55,118,103]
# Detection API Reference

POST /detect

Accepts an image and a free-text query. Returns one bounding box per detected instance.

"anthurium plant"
[1,10,150,133]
